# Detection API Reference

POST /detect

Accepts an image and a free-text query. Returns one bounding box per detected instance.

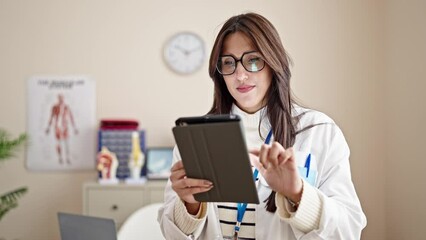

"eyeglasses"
[216,51,265,76]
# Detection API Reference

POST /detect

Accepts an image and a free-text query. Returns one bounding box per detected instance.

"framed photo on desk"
[146,147,173,179]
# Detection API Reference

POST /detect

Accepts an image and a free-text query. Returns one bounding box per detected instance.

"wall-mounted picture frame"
[26,76,96,171]
[146,147,174,179]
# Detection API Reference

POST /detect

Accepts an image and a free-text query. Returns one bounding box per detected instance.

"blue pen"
[305,153,311,178]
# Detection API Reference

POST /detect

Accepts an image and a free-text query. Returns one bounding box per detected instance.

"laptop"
[58,212,117,240]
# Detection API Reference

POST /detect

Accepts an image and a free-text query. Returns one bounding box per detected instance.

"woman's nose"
[235,62,248,81]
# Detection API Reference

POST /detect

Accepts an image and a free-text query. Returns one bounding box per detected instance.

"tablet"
[172,114,259,204]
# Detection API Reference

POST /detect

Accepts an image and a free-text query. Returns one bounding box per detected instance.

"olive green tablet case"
[172,115,259,204]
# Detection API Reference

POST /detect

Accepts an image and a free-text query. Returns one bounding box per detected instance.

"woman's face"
[221,32,273,113]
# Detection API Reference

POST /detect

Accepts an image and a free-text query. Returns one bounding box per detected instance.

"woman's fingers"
[180,185,214,195]
[170,160,213,188]
[267,142,285,167]
[172,177,213,195]
[277,147,294,165]
[248,152,259,167]
[170,160,184,172]
[172,178,213,203]
[169,160,214,204]
[178,178,213,189]
[170,168,186,182]
[259,142,285,169]
[249,148,260,156]
[256,143,297,172]
[170,161,186,183]
[250,153,266,175]
[259,144,270,169]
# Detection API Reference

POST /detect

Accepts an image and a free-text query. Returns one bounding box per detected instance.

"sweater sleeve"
[158,146,210,239]
[275,179,322,232]
[174,199,208,234]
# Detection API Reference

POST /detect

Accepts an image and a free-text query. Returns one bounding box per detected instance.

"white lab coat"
[158,106,367,239]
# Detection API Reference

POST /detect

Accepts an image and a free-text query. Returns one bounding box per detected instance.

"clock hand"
[174,45,190,56]
[188,46,202,53]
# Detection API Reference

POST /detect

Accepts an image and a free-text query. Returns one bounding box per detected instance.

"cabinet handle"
[111,204,118,211]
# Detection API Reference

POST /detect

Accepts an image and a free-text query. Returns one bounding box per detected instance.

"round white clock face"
[163,32,205,74]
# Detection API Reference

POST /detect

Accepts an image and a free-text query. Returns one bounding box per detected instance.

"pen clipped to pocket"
[295,152,317,186]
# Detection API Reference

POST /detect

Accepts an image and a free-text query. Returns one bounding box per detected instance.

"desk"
[83,180,167,228]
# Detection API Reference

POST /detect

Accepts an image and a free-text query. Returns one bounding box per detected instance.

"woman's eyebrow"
[220,50,257,58]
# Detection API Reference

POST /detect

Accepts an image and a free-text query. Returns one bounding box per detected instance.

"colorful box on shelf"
[100,119,139,130]
[97,119,146,180]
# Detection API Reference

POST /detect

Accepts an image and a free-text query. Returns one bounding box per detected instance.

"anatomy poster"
[27,76,96,170]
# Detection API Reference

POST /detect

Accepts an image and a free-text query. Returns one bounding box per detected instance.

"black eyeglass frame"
[216,51,266,76]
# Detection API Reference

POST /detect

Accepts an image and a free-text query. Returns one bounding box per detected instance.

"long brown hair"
[208,12,297,212]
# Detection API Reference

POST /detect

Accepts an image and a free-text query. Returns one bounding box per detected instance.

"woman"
[158,12,366,239]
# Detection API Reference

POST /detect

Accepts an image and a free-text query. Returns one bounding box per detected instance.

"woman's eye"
[223,60,234,66]
[248,57,260,64]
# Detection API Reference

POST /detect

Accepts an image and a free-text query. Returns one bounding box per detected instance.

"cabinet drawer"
[82,181,167,228]
[86,188,145,226]
[147,188,165,203]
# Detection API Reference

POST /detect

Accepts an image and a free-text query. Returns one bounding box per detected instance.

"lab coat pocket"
[297,166,317,186]
[258,151,318,188]
[295,151,318,187]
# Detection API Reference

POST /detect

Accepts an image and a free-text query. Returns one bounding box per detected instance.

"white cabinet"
[83,181,167,228]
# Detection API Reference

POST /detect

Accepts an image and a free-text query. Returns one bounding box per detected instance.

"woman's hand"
[250,142,303,202]
[169,160,213,214]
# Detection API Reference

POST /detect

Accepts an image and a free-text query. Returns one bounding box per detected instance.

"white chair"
[117,203,165,240]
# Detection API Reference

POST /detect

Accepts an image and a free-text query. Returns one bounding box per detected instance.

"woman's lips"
[237,85,255,93]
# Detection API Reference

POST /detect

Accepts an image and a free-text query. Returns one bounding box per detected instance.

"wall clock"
[163,32,205,74]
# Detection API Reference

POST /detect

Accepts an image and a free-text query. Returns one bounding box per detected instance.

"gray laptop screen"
[58,212,117,240]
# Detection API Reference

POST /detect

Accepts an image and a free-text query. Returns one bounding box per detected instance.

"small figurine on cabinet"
[97,146,119,184]
[126,131,146,184]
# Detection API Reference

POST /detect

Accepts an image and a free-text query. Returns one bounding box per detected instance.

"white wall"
[2,0,418,239]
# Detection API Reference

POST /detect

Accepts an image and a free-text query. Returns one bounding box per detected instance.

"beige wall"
[385,0,426,239]
[0,0,423,239]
